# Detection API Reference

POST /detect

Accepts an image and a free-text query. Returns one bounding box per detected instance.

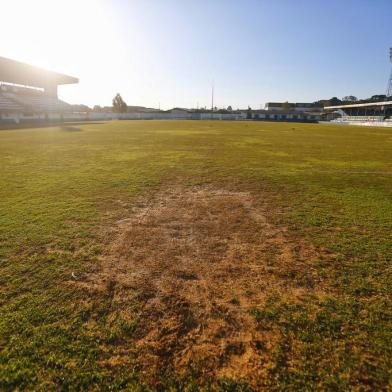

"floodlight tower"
[386,48,392,98]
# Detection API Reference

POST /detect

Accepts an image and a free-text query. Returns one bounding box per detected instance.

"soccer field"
[1,120,391,390]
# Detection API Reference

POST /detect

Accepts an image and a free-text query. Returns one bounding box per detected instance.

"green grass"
[0,120,391,390]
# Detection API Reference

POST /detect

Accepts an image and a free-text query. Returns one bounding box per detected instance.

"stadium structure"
[4,52,392,126]
[0,56,321,124]
[0,57,78,123]
[324,48,392,127]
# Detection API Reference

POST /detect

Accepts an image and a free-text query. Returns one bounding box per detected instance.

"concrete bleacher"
[339,116,385,122]
[0,94,24,112]
[2,91,70,113]
[329,115,392,127]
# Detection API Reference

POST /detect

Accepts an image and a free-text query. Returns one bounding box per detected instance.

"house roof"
[166,107,190,112]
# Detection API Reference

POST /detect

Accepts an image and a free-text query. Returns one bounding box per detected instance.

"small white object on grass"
[71,272,78,280]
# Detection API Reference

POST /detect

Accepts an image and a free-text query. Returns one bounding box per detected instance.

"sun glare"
[1,0,124,104]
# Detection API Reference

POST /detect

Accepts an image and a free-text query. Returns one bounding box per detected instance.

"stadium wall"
[0,109,320,124]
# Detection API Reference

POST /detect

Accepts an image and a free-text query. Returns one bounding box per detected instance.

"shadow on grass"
[60,126,83,132]
[0,121,106,131]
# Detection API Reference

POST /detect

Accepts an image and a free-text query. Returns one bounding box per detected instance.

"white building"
[265,102,323,112]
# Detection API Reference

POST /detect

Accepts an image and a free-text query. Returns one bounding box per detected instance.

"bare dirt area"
[80,185,328,386]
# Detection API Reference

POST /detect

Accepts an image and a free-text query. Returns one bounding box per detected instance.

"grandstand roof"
[0,57,78,89]
[325,101,392,110]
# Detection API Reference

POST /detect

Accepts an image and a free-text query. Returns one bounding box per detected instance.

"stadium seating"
[2,92,70,113]
[337,116,385,122]
[0,93,24,112]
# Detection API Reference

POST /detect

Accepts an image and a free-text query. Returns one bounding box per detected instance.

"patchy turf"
[79,185,326,387]
[0,120,391,390]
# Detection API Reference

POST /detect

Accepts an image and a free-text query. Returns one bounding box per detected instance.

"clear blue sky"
[1,0,391,109]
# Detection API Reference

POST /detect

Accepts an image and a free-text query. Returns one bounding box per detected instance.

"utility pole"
[211,80,214,111]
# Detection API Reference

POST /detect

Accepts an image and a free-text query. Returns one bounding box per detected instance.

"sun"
[1,0,126,104]
[1,0,118,73]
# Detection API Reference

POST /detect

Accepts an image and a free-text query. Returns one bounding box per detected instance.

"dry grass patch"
[80,185,329,385]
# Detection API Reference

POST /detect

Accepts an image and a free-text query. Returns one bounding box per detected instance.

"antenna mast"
[386,48,392,98]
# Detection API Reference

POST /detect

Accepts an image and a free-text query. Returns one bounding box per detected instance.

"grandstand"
[323,48,392,127]
[0,57,78,123]
[324,100,392,126]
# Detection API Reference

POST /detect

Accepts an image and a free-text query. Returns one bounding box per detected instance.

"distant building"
[127,105,162,113]
[265,102,323,112]
[242,109,320,122]
[166,108,191,117]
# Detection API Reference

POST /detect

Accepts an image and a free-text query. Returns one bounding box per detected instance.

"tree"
[227,105,233,111]
[247,106,252,119]
[328,97,342,106]
[370,95,386,102]
[93,105,102,112]
[282,101,290,111]
[112,93,127,113]
[342,95,358,102]
[313,99,329,108]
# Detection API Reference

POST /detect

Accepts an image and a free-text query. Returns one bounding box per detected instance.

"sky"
[0,0,391,109]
